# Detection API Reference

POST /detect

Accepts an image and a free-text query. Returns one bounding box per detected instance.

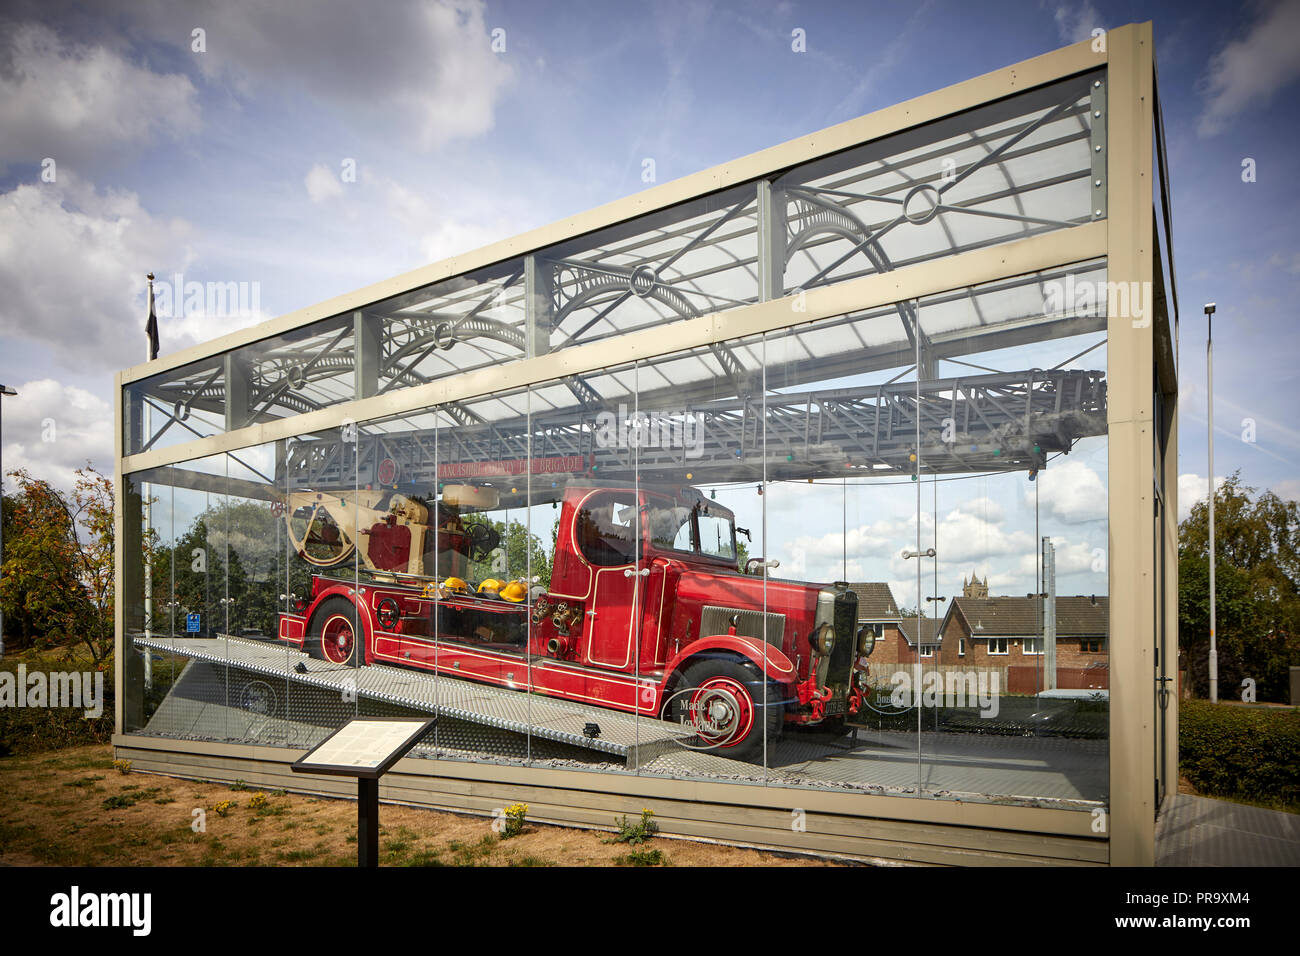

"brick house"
[935,583,1109,690]
[847,583,944,667]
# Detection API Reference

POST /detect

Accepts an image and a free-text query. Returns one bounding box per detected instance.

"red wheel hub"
[321,614,356,664]
[687,677,755,749]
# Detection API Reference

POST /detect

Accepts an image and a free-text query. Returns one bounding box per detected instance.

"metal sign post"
[1205,303,1218,703]
[291,717,436,867]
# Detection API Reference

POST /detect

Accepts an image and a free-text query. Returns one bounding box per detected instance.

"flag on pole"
[145,272,159,360]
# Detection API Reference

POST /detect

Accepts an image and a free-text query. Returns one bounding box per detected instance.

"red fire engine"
[277,481,874,760]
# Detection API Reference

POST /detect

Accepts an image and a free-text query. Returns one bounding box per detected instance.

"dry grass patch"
[0,745,844,867]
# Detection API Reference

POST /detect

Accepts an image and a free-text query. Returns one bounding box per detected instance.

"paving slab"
[1157,793,1300,866]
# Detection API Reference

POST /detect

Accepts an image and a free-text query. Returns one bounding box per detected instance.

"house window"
[1022,638,1042,655]
[920,644,934,658]
[958,637,965,657]
[1081,638,1103,653]
[987,638,1008,655]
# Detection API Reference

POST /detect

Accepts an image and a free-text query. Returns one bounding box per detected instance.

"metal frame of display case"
[114,22,1178,865]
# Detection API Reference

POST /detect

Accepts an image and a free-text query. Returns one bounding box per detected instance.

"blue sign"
[186,613,200,633]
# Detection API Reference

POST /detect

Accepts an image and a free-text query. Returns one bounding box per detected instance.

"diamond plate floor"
[764,727,1108,806]
[137,635,687,760]
[142,659,605,761]
[134,637,1111,808]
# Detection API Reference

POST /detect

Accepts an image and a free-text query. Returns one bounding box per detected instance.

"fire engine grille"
[700,606,786,647]
[827,588,859,693]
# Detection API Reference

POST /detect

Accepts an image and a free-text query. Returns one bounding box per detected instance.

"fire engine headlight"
[812,623,836,656]
[857,625,877,657]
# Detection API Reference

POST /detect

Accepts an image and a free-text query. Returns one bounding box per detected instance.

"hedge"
[0,657,115,756]
[1179,699,1300,804]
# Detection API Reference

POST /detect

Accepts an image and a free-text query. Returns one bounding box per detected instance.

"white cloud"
[1031,459,1107,524]
[305,163,344,203]
[0,173,267,371]
[0,174,195,370]
[1050,0,1103,45]
[935,503,1034,564]
[1178,472,1229,522]
[377,177,519,265]
[0,21,200,168]
[1013,538,1098,577]
[417,218,517,265]
[1272,478,1300,503]
[128,0,513,150]
[781,515,908,580]
[0,379,113,493]
[1198,0,1300,136]
[954,496,1005,525]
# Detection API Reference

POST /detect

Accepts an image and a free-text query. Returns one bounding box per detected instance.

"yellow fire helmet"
[477,578,504,594]
[499,580,528,603]
[440,576,469,593]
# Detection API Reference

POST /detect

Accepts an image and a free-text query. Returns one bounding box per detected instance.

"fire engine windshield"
[649,503,693,551]
[696,506,736,561]
[645,493,737,563]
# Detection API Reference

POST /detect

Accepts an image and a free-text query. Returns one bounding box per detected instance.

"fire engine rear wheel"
[668,659,783,763]
[307,597,363,667]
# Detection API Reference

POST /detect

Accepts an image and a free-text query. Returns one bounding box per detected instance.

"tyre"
[664,658,783,763]
[307,597,364,667]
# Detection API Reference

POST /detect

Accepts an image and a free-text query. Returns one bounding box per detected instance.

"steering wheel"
[467,523,501,560]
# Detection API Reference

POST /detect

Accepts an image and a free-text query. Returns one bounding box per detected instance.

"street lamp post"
[1205,303,1218,704]
[0,384,17,659]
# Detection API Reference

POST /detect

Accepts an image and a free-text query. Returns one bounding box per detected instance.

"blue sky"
[1,0,1297,604]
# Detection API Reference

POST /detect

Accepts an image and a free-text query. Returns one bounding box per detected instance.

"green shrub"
[606,808,658,845]
[501,802,527,838]
[617,848,668,866]
[0,659,114,756]
[1179,700,1300,804]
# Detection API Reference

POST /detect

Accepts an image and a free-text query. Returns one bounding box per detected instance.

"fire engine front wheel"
[666,659,783,763]
[307,598,364,667]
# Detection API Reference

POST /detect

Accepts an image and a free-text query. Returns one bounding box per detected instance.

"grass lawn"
[0,744,844,867]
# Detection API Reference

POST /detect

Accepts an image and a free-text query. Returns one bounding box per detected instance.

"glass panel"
[915,261,1109,808]
[124,357,226,456]
[371,260,526,391]
[125,453,237,743]
[537,183,759,350]
[224,316,356,431]
[761,311,922,793]
[778,70,1104,295]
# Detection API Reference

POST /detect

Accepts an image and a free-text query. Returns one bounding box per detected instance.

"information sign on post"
[291,717,436,866]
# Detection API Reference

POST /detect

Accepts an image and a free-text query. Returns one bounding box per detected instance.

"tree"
[1,467,119,662]
[1179,472,1300,701]
[1,491,41,645]
[460,514,553,586]
[151,498,301,638]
